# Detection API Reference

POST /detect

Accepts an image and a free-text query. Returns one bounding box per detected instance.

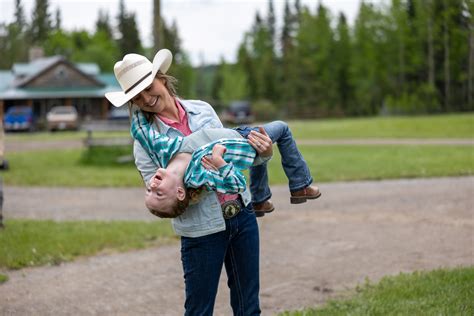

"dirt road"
[1,177,473,315]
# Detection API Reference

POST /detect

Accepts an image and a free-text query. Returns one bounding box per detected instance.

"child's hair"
[146,187,205,218]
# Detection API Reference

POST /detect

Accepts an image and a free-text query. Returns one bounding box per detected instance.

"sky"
[1,0,383,66]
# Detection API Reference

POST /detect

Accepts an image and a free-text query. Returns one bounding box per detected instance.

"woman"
[106,49,269,315]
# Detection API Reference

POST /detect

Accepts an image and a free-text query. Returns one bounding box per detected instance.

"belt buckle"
[222,199,241,219]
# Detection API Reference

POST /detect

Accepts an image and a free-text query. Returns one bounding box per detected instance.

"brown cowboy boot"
[253,200,275,217]
[290,185,321,204]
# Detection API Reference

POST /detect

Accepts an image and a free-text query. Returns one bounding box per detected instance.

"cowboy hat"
[105,49,173,107]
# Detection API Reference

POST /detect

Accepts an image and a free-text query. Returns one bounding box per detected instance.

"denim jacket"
[133,99,252,238]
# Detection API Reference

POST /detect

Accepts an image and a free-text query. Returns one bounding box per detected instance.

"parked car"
[3,105,35,132]
[221,101,254,125]
[46,106,79,131]
[107,106,130,121]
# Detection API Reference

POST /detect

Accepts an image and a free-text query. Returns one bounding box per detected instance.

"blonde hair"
[147,187,205,218]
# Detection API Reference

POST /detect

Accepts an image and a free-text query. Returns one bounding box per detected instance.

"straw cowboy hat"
[105,49,173,107]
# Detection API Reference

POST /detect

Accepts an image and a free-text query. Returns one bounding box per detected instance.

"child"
[131,111,321,218]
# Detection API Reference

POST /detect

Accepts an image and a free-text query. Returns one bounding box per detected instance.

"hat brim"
[105,49,173,107]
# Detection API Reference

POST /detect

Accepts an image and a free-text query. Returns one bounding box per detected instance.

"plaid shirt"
[131,111,256,194]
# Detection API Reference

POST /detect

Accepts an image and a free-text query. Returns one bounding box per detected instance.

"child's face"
[145,168,183,214]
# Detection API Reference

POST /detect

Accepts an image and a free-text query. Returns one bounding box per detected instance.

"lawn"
[3,145,473,187]
[0,219,175,270]
[280,266,474,315]
[287,113,474,139]
[5,112,474,142]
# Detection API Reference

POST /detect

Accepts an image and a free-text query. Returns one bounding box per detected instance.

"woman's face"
[132,78,173,114]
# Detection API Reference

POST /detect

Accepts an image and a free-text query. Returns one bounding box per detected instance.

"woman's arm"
[130,110,183,167]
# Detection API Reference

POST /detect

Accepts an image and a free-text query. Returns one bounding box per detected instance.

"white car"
[46,106,79,131]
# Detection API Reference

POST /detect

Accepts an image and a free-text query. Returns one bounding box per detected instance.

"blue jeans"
[235,121,313,204]
[181,205,260,315]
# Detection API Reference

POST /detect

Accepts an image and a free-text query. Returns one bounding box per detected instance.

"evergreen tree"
[14,0,27,31]
[153,0,163,51]
[54,7,61,30]
[116,0,143,55]
[267,0,276,46]
[96,9,113,39]
[334,13,353,114]
[29,0,52,44]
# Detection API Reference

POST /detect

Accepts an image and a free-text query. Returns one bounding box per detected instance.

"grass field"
[287,113,474,139]
[0,219,175,269]
[3,145,473,187]
[2,113,472,313]
[280,267,474,316]
[5,112,474,142]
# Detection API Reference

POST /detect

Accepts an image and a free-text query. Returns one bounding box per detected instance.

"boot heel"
[290,197,307,204]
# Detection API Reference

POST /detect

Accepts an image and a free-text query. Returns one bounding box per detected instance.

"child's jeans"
[234,120,313,204]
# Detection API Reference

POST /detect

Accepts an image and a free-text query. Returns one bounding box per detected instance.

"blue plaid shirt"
[131,111,256,194]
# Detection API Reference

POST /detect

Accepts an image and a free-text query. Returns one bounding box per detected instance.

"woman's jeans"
[235,120,313,204]
[181,206,260,316]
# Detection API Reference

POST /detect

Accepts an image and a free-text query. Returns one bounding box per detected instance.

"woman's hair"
[147,187,205,219]
[129,71,179,124]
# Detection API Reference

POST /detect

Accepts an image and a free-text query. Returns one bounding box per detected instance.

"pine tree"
[334,13,353,114]
[153,0,163,51]
[14,0,27,31]
[54,7,61,30]
[96,9,113,38]
[116,0,143,55]
[29,0,52,44]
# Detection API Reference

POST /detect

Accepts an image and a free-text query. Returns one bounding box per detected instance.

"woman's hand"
[201,144,227,170]
[248,127,273,157]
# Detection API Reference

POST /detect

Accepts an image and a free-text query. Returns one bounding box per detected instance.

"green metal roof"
[0,86,119,100]
[0,57,120,100]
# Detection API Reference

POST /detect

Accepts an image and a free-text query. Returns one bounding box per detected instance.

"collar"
[154,98,199,134]
[157,98,186,125]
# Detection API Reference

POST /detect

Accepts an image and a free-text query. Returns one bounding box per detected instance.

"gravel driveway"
[1,177,473,315]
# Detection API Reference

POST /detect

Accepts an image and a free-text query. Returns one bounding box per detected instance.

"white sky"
[0,0,383,66]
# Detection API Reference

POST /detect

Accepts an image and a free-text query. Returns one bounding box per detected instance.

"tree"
[153,0,163,51]
[54,7,61,30]
[116,0,143,55]
[334,13,353,114]
[14,0,27,31]
[96,9,113,39]
[216,60,249,104]
[468,0,474,109]
[29,0,52,44]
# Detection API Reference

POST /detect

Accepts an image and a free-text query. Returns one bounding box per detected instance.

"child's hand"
[201,144,227,170]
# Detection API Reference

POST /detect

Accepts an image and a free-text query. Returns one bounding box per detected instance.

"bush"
[383,84,440,115]
[252,99,279,121]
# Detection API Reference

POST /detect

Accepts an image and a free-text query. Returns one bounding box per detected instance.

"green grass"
[0,273,8,284]
[6,113,473,143]
[280,266,474,316]
[287,113,474,139]
[4,145,473,187]
[0,219,175,270]
[262,145,474,184]
[4,148,142,187]
[6,130,130,142]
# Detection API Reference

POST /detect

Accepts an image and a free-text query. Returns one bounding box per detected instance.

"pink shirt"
[161,99,238,205]
[157,99,192,136]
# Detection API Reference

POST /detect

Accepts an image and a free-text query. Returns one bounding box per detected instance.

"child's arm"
[200,144,247,194]
[130,110,183,166]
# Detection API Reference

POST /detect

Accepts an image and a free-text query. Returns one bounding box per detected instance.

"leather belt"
[221,198,243,219]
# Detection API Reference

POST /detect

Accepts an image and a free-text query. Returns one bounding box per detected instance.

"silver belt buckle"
[222,199,241,219]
